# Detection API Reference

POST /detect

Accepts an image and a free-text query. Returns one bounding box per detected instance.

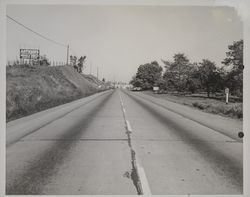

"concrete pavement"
[6,89,243,195]
[7,90,136,195]
[122,90,242,195]
[129,90,243,142]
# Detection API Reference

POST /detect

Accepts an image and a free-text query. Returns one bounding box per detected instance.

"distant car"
[131,87,142,91]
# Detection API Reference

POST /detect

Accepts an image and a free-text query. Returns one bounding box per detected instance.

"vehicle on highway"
[131,87,142,91]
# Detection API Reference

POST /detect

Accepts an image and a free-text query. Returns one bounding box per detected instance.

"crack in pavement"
[119,91,149,195]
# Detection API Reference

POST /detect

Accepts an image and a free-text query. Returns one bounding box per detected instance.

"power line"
[6,15,85,66]
[6,15,67,48]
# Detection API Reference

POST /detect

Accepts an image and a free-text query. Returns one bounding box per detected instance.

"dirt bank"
[6,65,105,122]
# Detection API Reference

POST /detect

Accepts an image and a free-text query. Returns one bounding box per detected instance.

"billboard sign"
[20,49,40,60]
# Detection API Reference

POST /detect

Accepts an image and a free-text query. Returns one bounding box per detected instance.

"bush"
[192,102,209,110]
[192,101,242,118]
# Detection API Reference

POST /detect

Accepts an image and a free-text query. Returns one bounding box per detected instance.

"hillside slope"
[82,74,109,91]
[61,66,99,93]
[6,65,101,122]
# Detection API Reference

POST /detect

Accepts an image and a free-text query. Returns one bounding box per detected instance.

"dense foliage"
[70,55,87,73]
[130,40,243,98]
[222,40,243,96]
[130,61,163,90]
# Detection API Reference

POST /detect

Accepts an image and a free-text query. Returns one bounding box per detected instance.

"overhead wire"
[6,15,67,48]
[6,15,90,68]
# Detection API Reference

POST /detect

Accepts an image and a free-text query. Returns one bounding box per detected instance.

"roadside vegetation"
[130,40,243,119]
[144,91,242,119]
[6,64,108,122]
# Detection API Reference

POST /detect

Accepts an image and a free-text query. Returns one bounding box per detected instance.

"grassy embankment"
[143,91,243,119]
[6,65,107,122]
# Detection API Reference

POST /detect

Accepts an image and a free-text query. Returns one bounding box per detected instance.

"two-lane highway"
[6,89,243,195]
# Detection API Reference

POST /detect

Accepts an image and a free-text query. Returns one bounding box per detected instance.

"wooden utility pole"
[90,61,92,75]
[66,44,69,66]
[97,67,99,80]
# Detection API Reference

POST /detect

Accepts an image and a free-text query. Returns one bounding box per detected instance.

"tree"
[162,53,192,92]
[130,61,163,90]
[130,75,143,88]
[185,62,201,93]
[77,56,87,73]
[197,59,222,97]
[154,78,168,91]
[222,40,243,96]
[222,40,243,70]
[39,55,50,66]
[70,55,87,73]
[224,68,243,96]
[70,55,77,68]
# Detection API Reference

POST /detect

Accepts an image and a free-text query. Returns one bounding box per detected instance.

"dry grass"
[6,65,100,122]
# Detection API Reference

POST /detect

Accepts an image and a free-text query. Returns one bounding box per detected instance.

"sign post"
[225,88,229,104]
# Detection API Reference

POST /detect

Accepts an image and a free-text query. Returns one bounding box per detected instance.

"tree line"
[130,40,243,98]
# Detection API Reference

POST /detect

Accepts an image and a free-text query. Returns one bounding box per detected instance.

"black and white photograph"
[1,0,249,196]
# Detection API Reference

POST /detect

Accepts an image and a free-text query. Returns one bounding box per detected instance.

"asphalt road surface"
[6,89,243,195]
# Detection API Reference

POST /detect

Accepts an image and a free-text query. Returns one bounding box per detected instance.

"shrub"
[192,101,242,119]
[192,102,209,110]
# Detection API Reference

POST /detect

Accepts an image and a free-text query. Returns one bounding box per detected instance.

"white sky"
[7,5,243,82]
